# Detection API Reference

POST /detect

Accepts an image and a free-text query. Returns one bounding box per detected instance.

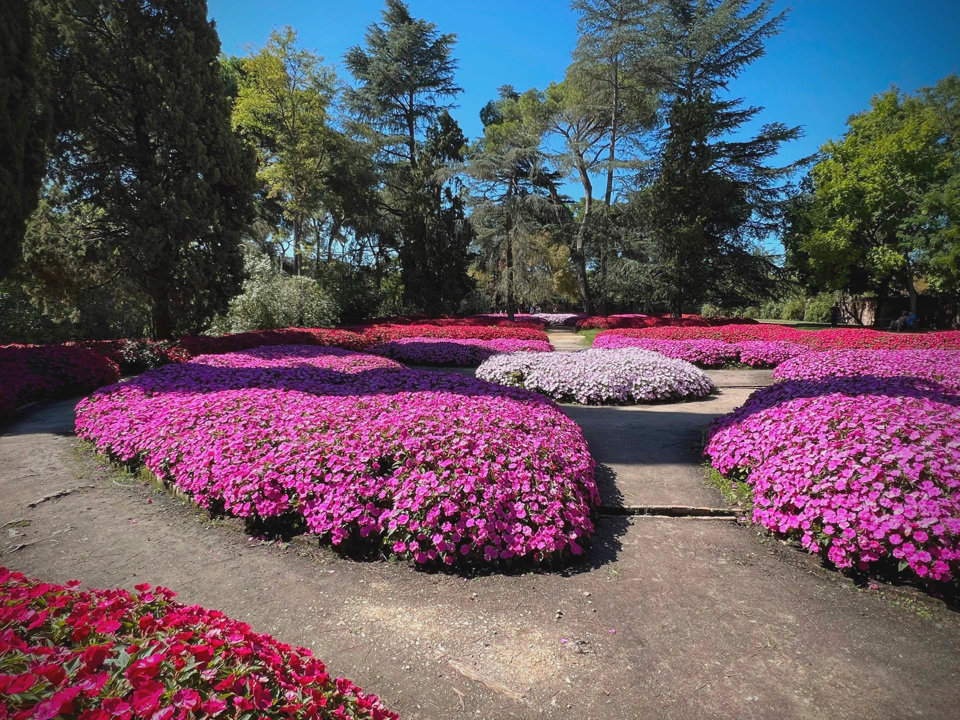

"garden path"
[2,389,960,719]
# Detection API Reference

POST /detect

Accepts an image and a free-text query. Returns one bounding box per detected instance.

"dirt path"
[2,391,960,720]
[545,327,587,352]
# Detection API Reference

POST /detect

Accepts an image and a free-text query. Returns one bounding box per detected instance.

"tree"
[787,76,960,317]
[345,0,471,313]
[0,0,49,279]
[232,28,339,275]
[42,0,256,339]
[466,87,571,320]
[634,0,805,315]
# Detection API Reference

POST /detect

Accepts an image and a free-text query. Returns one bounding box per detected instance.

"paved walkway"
[1,371,959,719]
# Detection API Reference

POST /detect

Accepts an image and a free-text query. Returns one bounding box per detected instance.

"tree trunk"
[573,164,593,313]
[505,215,514,322]
[904,265,918,314]
[152,288,173,340]
[875,277,890,327]
[604,60,619,208]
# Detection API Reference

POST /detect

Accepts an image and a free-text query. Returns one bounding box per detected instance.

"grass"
[704,464,754,513]
[578,329,602,346]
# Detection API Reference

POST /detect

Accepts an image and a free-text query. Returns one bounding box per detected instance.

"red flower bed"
[575,314,758,330]
[349,315,545,329]
[0,566,398,720]
[179,328,369,355]
[353,323,548,344]
[68,340,192,373]
[0,345,120,421]
[598,325,960,349]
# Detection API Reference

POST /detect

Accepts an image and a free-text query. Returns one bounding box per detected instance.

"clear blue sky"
[208,0,960,181]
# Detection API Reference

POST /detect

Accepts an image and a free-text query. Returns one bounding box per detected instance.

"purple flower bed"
[593,334,809,368]
[476,348,714,405]
[706,366,960,583]
[366,337,552,367]
[75,346,597,566]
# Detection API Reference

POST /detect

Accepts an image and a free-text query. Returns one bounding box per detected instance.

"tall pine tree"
[44,0,256,338]
[345,0,472,314]
[636,0,806,314]
[0,0,49,279]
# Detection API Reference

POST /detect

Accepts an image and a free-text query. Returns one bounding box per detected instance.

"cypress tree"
[47,0,256,338]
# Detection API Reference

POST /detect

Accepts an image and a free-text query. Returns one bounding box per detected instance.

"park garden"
[2,1,960,719]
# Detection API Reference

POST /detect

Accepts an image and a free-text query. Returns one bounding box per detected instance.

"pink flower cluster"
[367,337,552,366]
[0,566,398,720]
[476,348,714,405]
[575,314,759,330]
[601,324,960,349]
[705,358,960,582]
[75,346,598,565]
[0,345,120,422]
[594,335,809,368]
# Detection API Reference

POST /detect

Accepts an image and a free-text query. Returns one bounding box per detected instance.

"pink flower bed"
[601,324,960,349]
[705,358,960,583]
[0,345,121,421]
[75,346,598,565]
[356,323,548,345]
[593,335,809,368]
[0,566,398,720]
[367,337,552,366]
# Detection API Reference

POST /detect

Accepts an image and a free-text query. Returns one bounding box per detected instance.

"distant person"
[904,311,917,330]
[890,311,909,332]
[830,303,841,327]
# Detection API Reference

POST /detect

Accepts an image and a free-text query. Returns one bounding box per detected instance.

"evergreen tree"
[43,0,256,338]
[0,0,49,279]
[345,0,471,314]
[636,0,805,314]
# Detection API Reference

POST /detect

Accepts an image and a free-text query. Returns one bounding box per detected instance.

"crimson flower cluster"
[705,350,960,582]
[575,314,759,330]
[0,345,120,422]
[367,338,552,366]
[0,566,398,720]
[75,346,598,565]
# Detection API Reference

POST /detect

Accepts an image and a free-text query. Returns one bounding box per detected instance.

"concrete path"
[2,400,959,720]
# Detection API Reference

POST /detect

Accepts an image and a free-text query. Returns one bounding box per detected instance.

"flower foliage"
[0,566,398,720]
[476,348,715,405]
[367,338,552,366]
[705,351,960,582]
[75,346,598,565]
[0,345,120,421]
[594,335,809,368]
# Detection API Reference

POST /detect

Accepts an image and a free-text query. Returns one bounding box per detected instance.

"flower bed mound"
[773,349,960,393]
[0,345,121,421]
[0,566,397,720]
[602,324,960,349]
[594,335,809,368]
[367,337,552,367]
[180,327,369,355]
[476,348,714,405]
[575,314,758,330]
[75,347,597,566]
[356,323,548,344]
[705,375,960,583]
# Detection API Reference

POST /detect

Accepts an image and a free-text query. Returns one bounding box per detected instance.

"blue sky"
[208,0,960,182]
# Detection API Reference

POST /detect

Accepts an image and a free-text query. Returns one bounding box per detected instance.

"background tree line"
[1,0,958,341]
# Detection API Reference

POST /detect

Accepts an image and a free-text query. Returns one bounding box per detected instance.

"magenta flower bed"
[593,334,808,368]
[0,566,398,720]
[705,369,960,582]
[367,337,552,366]
[75,346,597,565]
[773,349,960,392]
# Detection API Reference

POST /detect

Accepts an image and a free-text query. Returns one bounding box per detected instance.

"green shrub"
[700,303,721,318]
[781,297,806,321]
[741,306,760,319]
[210,249,339,334]
[804,292,837,323]
[759,299,783,319]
